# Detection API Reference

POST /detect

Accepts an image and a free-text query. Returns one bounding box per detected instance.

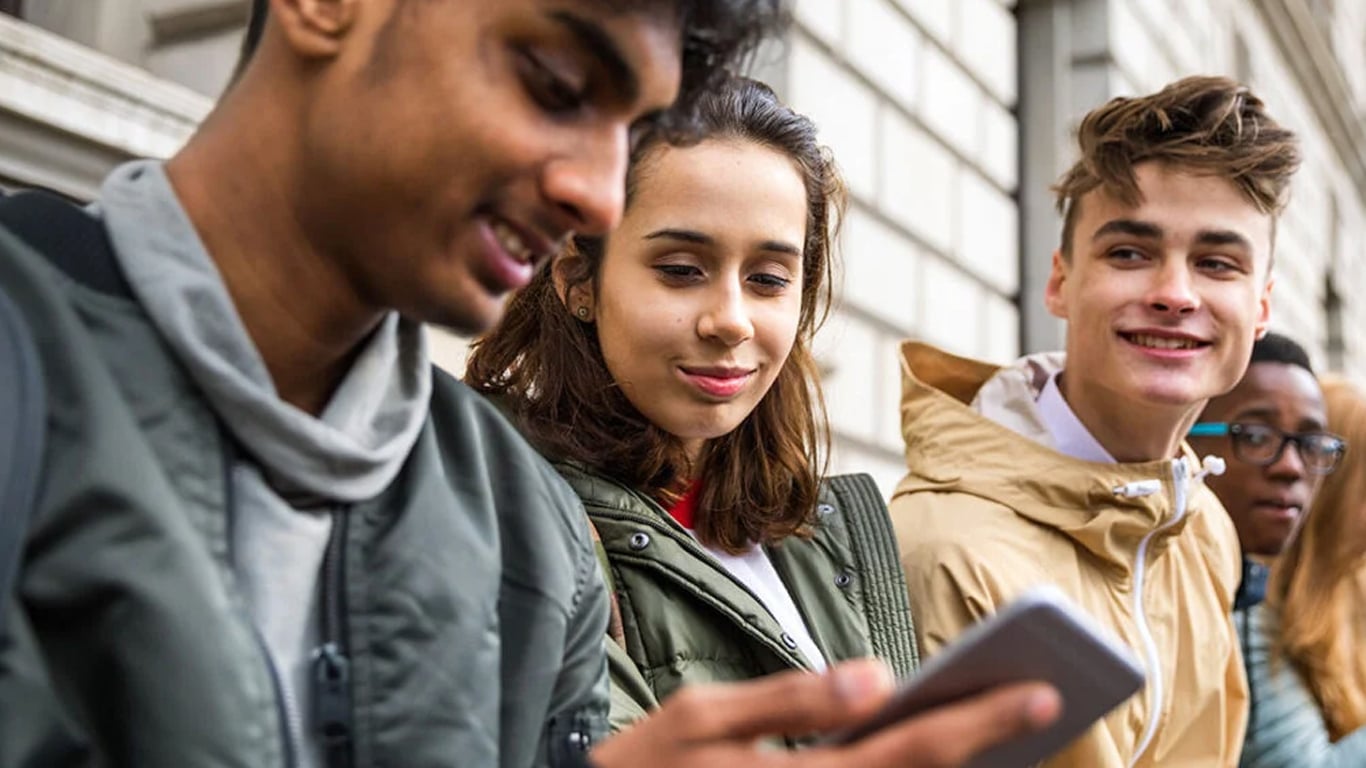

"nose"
[1147,260,1199,315]
[697,281,754,347]
[541,127,628,237]
[1267,438,1308,481]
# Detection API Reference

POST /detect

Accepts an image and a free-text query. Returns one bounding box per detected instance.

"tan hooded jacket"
[891,342,1247,768]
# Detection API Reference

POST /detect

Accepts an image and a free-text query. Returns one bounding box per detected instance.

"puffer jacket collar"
[897,341,1224,575]
[557,463,821,669]
[561,460,903,680]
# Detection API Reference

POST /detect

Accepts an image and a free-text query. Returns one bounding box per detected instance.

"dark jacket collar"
[1235,557,1270,610]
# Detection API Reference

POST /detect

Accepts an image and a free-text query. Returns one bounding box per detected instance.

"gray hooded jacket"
[0,162,608,768]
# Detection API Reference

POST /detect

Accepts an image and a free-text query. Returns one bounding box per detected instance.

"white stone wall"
[22,0,247,98]
[0,14,208,196]
[774,0,1022,492]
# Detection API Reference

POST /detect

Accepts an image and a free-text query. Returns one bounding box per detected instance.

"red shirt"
[666,483,701,530]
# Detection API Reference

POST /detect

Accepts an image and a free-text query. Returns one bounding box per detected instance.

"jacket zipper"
[1240,602,1258,738]
[1126,457,1189,768]
[220,432,298,768]
[313,507,354,768]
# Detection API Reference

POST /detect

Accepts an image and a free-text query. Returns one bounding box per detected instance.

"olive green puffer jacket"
[555,464,919,733]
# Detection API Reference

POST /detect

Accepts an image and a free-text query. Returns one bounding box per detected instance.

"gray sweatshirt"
[99,161,430,767]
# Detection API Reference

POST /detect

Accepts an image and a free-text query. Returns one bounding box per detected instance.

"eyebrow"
[644,228,803,257]
[646,228,711,245]
[1093,219,1163,241]
[1193,229,1253,250]
[1093,219,1253,250]
[1232,406,1279,422]
[550,10,639,105]
[1232,406,1326,431]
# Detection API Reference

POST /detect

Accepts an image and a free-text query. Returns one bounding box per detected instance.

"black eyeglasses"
[1189,422,1347,475]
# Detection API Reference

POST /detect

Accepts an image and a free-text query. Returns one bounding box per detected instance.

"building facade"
[2,0,1363,491]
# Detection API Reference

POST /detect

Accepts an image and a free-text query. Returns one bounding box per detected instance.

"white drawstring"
[1194,455,1226,481]
[1118,454,1225,767]
[1113,479,1162,498]
[1112,455,1225,499]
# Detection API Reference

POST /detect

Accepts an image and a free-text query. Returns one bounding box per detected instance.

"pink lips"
[476,215,561,294]
[477,219,534,293]
[679,367,755,398]
[1253,501,1301,523]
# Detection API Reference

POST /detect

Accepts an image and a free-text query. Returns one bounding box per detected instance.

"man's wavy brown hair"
[1053,75,1301,257]
[466,76,843,554]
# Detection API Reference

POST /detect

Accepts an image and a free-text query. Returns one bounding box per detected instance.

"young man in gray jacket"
[0,1,1058,766]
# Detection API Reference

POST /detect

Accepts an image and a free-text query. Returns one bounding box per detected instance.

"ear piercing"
[576,306,590,319]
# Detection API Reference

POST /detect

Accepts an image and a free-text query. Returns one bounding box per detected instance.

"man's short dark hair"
[231,0,790,118]
[666,0,789,123]
[230,0,269,84]
[1249,331,1314,375]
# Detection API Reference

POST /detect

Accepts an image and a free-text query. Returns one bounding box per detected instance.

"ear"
[1043,249,1070,320]
[1254,275,1274,340]
[270,0,360,59]
[552,252,595,321]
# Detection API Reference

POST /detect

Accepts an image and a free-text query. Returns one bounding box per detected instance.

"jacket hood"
[895,341,1223,572]
[100,160,431,504]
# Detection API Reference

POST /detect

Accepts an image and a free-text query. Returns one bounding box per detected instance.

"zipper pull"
[312,642,353,751]
[1113,479,1162,498]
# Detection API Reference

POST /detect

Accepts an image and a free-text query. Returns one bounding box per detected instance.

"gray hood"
[99,160,431,503]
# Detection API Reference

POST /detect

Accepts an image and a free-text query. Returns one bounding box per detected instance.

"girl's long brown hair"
[465,76,844,554]
[1270,376,1366,739]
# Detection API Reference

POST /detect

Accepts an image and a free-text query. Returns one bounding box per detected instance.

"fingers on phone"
[826,682,1062,768]
[666,659,896,741]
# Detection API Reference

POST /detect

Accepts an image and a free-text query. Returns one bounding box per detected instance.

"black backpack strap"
[0,190,126,635]
[0,190,131,298]
[825,473,920,680]
[0,282,45,635]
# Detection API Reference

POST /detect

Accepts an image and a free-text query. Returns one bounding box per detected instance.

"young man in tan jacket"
[891,76,1302,767]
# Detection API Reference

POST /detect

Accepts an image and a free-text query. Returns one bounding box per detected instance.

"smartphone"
[829,585,1145,767]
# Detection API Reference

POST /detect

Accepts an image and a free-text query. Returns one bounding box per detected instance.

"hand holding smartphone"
[829,585,1145,767]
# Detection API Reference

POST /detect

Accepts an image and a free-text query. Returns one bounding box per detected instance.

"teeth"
[1129,334,1199,350]
[492,221,532,264]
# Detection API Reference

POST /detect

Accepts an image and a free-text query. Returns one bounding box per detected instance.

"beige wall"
[767,0,1022,490]
[22,0,247,97]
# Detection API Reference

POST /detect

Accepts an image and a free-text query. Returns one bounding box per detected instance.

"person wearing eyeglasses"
[1189,335,1366,767]
[1188,332,1344,600]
